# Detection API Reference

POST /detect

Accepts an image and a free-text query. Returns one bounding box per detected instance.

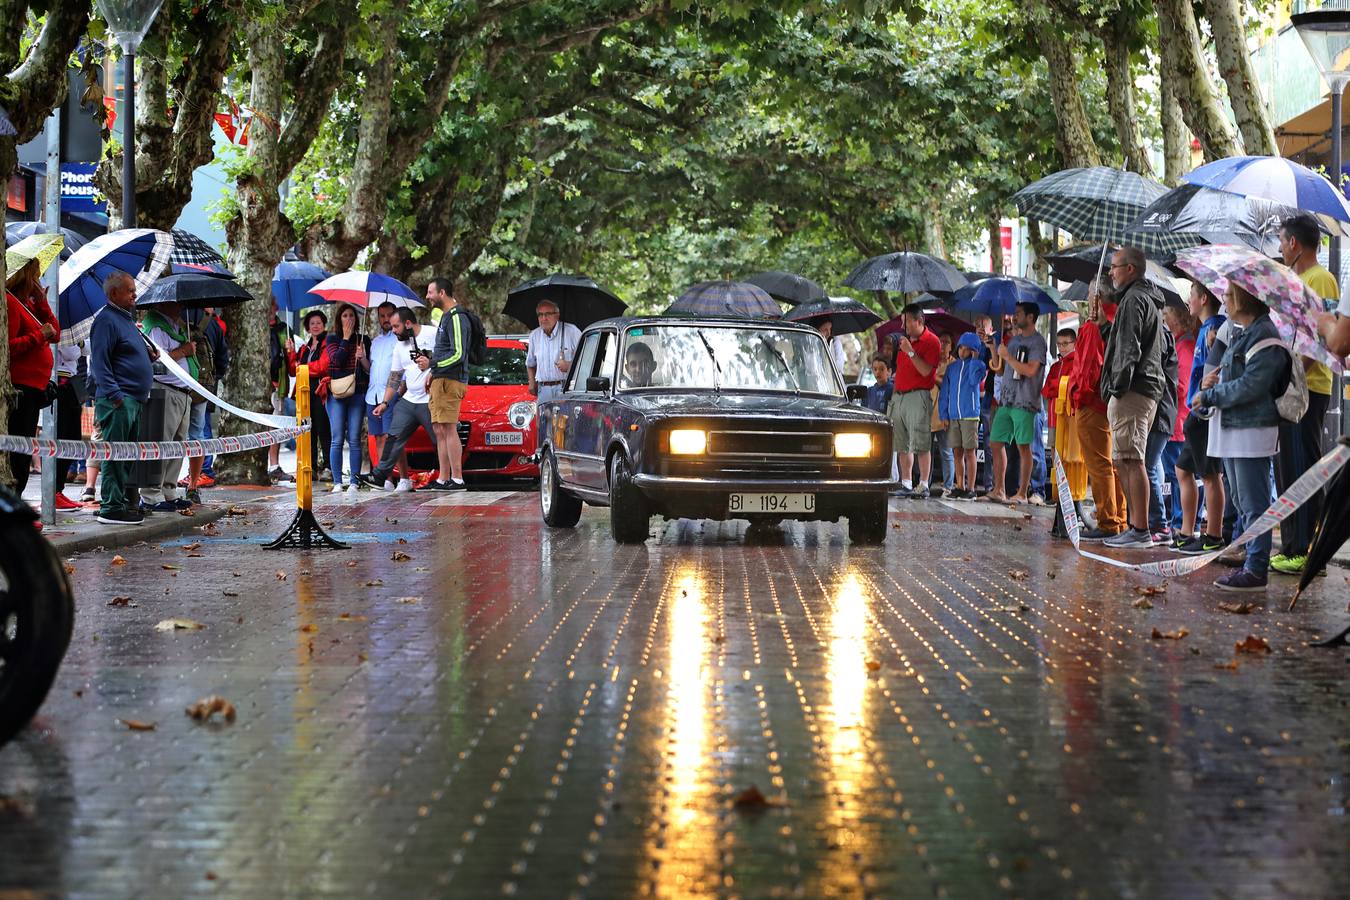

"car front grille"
[458,421,471,445]
[707,430,834,458]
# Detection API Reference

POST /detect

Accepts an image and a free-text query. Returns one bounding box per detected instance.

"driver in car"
[623,341,656,387]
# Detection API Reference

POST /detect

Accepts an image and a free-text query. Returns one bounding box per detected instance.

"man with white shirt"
[526,300,581,401]
[364,302,400,481]
[140,300,196,511]
[360,308,434,490]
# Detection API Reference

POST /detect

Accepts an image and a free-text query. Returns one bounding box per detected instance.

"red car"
[401,337,540,482]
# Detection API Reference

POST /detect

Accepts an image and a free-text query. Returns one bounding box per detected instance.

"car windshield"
[619,324,841,395]
[467,346,527,386]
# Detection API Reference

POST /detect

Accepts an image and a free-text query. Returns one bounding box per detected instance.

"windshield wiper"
[760,336,799,396]
[697,330,722,394]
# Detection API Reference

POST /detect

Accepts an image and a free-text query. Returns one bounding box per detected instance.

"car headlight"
[507,401,536,430]
[668,428,707,455]
[834,432,873,458]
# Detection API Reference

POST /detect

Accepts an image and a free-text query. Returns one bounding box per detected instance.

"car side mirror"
[586,376,611,393]
[845,384,868,403]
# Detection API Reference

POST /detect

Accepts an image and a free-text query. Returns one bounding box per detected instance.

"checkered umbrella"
[170,228,229,273]
[1013,167,1196,255]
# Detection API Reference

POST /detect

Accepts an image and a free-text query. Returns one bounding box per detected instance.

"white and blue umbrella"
[307,270,423,309]
[57,228,174,345]
[1182,155,1350,236]
[273,256,331,311]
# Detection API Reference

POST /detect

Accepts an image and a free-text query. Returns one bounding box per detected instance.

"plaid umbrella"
[784,297,882,335]
[841,251,968,293]
[664,280,780,318]
[1013,166,1196,254]
[744,270,828,305]
[1172,244,1341,371]
[170,229,229,273]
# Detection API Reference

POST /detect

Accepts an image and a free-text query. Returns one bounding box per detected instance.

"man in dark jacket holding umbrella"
[1099,246,1167,549]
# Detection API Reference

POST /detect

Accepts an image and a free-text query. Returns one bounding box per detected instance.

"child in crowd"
[865,354,898,482]
[938,333,986,498]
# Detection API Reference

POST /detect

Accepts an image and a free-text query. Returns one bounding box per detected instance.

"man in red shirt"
[1070,285,1127,539]
[887,306,942,498]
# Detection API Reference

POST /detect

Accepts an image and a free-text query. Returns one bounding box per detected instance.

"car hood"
[618,391,886,424]
[462,384,532,416]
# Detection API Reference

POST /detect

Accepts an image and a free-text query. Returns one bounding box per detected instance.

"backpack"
[1244,338,1308,424]
[458,306,488,367]
[194,325,216,389]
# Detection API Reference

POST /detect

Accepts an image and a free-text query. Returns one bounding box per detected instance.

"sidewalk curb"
[48,504,231,557]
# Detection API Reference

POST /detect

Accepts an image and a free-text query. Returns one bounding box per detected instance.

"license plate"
[728,492,815,514]
[485,431,524,446]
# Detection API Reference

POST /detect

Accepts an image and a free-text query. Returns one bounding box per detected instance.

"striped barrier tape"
[0,424,309,461]
[1054,441,1350,577]
[155,351,294,429]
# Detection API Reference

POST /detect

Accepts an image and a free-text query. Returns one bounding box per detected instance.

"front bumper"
[631,474,890,521]
[632,475,893,493]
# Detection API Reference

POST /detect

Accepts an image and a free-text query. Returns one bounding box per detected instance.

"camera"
[410,347,429,362]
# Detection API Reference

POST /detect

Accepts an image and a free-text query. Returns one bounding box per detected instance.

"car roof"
[583,315,817,334]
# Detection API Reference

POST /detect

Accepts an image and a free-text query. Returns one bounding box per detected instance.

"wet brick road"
[2,489,1347,898]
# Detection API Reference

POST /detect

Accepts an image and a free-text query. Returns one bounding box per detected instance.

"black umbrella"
[1125,183,1296,258]
[504,273,625,330]
[1295,438,1350,616]
[784,297,882,336]
[842,251,968,294]
[1045,244,1182,306]
[136,273,254,309]
[5,221,87,261]
[744,270,828,305]
[1060,280,1090,303]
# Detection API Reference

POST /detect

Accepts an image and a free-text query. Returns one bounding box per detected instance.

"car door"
[571,330,619,491]
[554,330,602,484]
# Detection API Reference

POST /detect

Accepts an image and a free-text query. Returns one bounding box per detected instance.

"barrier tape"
[0,424,309,461]
[1054,442,1350,577]
[155,352,294,429]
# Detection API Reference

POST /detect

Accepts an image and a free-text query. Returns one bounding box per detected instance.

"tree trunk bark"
[923,196,947,258]
[1036,22,1102,168]
[1154,0,1241,162]
[1100,22,1154,176]
[988,211,1004,275]
[1025,217,1054,284]
[1160,65,1189,186]
[1202,0,1277,157]
[872,290,897,320]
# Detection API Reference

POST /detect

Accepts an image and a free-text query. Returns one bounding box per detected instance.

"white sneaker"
[394,479,414,493]
[329,484,344,493]
[383,479,398,492]
[346,482,361,495]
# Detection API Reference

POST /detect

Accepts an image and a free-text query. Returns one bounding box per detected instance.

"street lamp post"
[93,0,165,228]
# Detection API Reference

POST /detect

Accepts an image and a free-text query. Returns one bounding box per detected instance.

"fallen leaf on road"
[181,542,202,551]
[346,560,359,568]
[1137,584,1168,597]
[222,590,239,597]
[391,551,412,561]
[1235,635,1271,655]
[224,506,249,516]
[300,623,319,633]
[358,652,369,662]
[384,518,398,524]
[118,718,156,731]
[1214,659,1240,671]
[1132,598,1154,610]
[364,579,384,587]
[107,596,136,608]
[111,555,127,566]
[338,613,367,621]
[177,507,196,517]
[185,695,236,724]
[64,562,75,574]
[395,596,420,604]
[963,555,973,561]
[155,618,204,632]
[865,660,882,672]
[1151,627,1189,640]
[732,785,782,810]
[1218,602,1256,615]
[396,537,408,545]
[1008,570,1029,581]
[161,564,181,571]
[275,570,287,581]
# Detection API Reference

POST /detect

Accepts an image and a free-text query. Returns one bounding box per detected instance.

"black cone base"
[264,507,349,550]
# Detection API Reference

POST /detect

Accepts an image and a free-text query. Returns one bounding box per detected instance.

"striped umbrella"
[1013,167,1197,255]
[57,228,174,344]
[1182,155,1350,235]
[308,270,423,309]
[664,280,780,318]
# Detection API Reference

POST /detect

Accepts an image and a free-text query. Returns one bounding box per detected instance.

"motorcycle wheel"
[0,520,75,748]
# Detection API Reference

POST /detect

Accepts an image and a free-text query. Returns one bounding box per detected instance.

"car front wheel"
[540,448,582,528]
[847,495,889,545]
[609,453,651,544]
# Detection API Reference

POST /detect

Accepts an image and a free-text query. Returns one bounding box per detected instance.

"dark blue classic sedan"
[537,316,893,543]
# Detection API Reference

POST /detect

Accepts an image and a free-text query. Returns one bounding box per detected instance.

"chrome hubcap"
[540,455,553,516]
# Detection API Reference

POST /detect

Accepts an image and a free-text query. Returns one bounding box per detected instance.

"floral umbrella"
[1172,244,1341,371]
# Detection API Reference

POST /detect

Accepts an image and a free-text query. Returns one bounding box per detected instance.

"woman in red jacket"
[5,260,60,494]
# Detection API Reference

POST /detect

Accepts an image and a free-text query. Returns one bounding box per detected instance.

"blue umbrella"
[1182,155,1350,235]
[272,257,330,311]
[951,276,1067,319]
[56,228,174,345]
[664,280,780,318]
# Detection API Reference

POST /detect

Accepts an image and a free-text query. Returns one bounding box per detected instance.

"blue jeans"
[1030,409,1047,496]
[188,402,215,476]
[1161,439,1183,530]
[1222,456,1274,577]
[1144,429,1169,532]
[978,393,993,490]
[325,393,364,486]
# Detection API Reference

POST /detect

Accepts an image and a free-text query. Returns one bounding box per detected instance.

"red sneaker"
[54,493,81,511]
[197,474,216,487]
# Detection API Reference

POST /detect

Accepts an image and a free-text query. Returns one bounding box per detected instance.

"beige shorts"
[947,419,979,450]
[429,378,467,424]
[887,389,932,454]
[1107,392,1157,461]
